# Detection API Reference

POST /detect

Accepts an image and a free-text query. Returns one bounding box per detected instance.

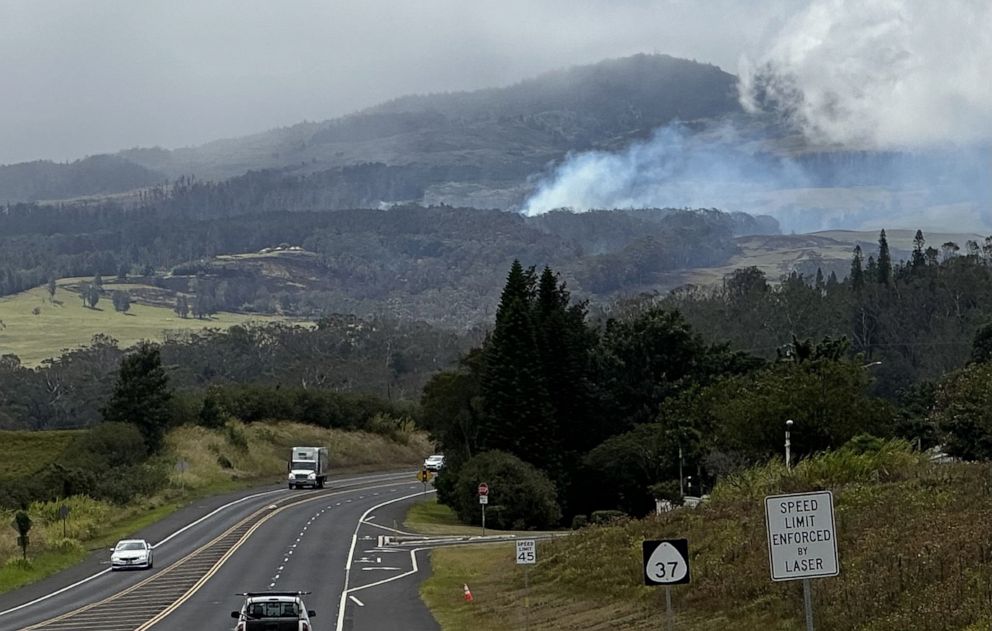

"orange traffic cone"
[463,583,474,602]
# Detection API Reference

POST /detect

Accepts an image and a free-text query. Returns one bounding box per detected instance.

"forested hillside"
[0,54,739,203]
[0,203,770,326]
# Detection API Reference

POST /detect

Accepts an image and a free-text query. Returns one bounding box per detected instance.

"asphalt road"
[0,470,442,631]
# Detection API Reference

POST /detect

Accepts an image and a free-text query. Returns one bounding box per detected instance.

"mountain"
[0,155,166,203]
[0,54,740,204]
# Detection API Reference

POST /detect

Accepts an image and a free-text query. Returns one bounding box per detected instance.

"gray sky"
[0,0,801,165]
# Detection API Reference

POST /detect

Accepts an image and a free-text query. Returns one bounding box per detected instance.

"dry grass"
[0,430,80,480]
[164,420,430,490]
[423,446,992,630]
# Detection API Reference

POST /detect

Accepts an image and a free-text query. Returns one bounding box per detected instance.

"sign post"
[58,504,70,538]
[175,459,189,492]
[764,491,839,631]
[516,540,536,630]
[642,539,690,631]
[417,468,432,495]
[478,483,489,536]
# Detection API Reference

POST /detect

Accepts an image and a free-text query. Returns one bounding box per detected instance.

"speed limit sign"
[516,539,536,565]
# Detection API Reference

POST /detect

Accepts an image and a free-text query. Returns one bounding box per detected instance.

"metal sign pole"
[524,566,530,631]
[482,503,486,536]
[665,585,674,631]
[802,579,814,631]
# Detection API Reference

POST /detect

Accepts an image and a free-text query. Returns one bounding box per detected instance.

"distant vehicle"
[231,592,316,631]
[424,454,445,472]
[110,539,153,570]
[288,446,328,489]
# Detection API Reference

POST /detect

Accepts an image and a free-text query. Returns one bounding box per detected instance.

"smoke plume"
[523,0,992,233]
[739,0,992,148]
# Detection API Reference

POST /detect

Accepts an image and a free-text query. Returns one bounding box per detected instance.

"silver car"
[110,539,153,570]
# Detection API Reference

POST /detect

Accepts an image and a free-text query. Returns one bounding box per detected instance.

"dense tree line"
[0,317,468,431]
[425,254,992,525]
[665,229,992,398]
[0,200,754,325]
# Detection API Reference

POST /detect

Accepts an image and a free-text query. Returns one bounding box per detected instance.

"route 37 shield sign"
[642,539,690,585]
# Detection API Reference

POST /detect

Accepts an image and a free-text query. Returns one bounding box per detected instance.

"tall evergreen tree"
[102,342,173,451]
[911,230,927,269]
[877,229,892,285]
[481,261,556,470]
[849,245,865,290]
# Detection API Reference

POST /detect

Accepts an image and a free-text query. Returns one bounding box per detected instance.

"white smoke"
[522,0,992,232]
[521,124,810,218]
[739,0,992,148]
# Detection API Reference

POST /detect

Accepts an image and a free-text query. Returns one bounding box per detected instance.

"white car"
[110,539,153,570]
[423,454,445,472]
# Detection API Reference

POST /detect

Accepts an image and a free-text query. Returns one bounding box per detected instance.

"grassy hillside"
[0,281,285,366]
[0,430,80,480]
[421,445,992,630]
[678,228,986,288]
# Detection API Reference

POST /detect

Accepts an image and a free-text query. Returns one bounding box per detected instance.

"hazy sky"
[0,0,804,165]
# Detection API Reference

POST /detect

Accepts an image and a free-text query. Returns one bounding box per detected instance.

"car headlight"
[288,473,294,480]
[308,472,316,479]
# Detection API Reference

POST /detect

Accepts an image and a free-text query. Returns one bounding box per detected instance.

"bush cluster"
[438,451,561,530]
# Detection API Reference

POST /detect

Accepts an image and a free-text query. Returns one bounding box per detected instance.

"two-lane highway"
[0,471,441,631]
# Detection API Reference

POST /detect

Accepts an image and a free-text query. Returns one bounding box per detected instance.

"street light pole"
[678,444,684,497]
[785,419,794,470]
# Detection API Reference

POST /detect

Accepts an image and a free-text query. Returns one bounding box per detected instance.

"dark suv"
[231,592,316,631]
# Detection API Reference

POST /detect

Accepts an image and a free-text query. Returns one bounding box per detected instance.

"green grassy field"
[0,281,287,366]
[420,446,992,630]
[0,430,80,480]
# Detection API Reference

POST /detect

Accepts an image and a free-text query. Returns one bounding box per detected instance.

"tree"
[85,284,100,309]
[101,343,173,452]
[93,273,103,289]
[174,295,190,319]
[877,229,892,285]
[480,261,556,469]
[112,291,131,314]
[931,363,992,460]
[971,323,992,364]
[198,391,225,428]
[12,510,31,560]
[46,278,57,301]
[911,230,927,269]
[849,245,865,290]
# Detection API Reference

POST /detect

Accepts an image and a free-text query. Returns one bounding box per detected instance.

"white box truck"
[287,446,328,489]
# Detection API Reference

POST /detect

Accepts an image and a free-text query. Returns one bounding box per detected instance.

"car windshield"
[292,461,316,471]
[116,542,145,551]
[427,456,443,462]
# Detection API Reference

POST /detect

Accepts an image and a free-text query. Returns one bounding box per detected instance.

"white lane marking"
[349,596,365,607]
[360,520,415,535]
[349,548,424,593]
[361,567,401,571]
[336,491,435,631]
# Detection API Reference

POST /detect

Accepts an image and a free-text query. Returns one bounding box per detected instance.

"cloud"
[738,0,992,148]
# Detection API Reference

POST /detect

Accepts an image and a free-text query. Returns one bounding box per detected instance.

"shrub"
[450,451,561,530]
[570,514,588,529]
[590,510,626,524]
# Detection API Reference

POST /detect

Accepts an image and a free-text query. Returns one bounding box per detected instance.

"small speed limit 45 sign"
[642,539,690,585]
[516,539,536,564]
